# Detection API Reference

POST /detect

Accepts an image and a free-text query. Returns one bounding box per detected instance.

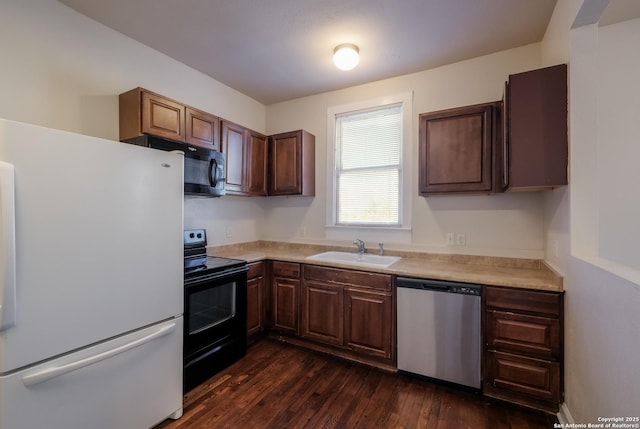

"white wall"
[597,19,640,270]
[265,45,545,257]
[541,0,640,423]
[0,0,267,243]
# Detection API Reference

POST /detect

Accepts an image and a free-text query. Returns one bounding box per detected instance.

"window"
[336,105,401,225]
[326,92,412,240]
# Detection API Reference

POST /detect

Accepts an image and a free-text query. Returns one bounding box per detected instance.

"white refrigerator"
[0,119,184,429]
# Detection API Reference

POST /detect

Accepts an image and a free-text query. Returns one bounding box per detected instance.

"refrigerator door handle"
[22,320,176,387]
[0,161,17,331]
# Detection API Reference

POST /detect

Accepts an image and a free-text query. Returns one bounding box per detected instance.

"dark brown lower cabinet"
[246,262,266,344]
[344,288,393,360]
[271,261,301,335]
[300,265,394,365]
[486,351,561,405]
[484,286,564,413]
[301,280,343,346]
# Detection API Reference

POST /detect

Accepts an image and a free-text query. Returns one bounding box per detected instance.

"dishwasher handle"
[395,276,482,296]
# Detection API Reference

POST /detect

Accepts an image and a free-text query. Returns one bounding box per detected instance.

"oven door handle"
[184,265,248,288]
[22,320,176,387]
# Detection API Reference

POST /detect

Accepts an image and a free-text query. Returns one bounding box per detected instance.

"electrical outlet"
[456,233,466,246]
[446,232,455,245]
[226,226,232,238]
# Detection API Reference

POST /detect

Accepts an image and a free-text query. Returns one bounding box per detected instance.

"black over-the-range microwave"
[124,135,226,197]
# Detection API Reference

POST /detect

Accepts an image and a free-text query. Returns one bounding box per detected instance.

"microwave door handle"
[209,158,218,188]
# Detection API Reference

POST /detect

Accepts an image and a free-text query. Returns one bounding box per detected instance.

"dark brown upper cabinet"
[268,130,315,197]
[220,120,247,195]
[119,87,220,151]
[419,102,501,195]
[220,120,268,196]
[186,107,220,151]
[504,64,568,190]
[120,87,186,142]
[246,131,268,196]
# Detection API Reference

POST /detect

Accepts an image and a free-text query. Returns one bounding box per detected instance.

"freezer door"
[0,317,183,429]
[0,119,183,373]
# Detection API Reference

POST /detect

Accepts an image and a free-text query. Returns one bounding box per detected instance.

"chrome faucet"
[353,238,366,254]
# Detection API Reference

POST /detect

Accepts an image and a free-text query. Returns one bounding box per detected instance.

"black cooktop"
[183,229,247,281]
[184,255,246,278]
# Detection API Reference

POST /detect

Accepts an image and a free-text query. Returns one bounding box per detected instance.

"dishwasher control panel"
[450,286,481,295]
[395,276,482,296]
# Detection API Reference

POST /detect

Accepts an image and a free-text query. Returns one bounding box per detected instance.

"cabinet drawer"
[485,286,562,317]
[303,265,391,291]
[247,261,264,279]
[487,310,560,359]
[486,350,560,402]
[272,261,300,278]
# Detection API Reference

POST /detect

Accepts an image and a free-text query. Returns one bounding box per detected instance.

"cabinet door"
[273,277,299,334]
[507,64,568,189]
[186,107,220,150]
[141,91,185,141]
[301,280,343,346]
[419,103,494,194]
[268,130,315,196]
[246,131,268,196]
[221,121,247,194]
[269,131,301,195]
[344,288,393,359]
[247,276,263,336]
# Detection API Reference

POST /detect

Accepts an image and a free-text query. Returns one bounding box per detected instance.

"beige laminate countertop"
[208,241,563,292]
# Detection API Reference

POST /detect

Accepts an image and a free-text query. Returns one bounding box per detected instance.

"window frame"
[326,92,413,242]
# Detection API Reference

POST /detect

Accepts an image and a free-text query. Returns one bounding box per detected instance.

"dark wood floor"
[156,339,558,429]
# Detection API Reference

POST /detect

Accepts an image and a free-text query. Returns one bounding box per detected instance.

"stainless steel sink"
[306,251,401,268]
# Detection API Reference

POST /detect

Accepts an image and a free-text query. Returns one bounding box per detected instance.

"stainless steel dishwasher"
[396,276,482,389]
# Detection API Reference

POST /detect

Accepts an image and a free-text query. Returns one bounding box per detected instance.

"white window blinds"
[335,104,402,225]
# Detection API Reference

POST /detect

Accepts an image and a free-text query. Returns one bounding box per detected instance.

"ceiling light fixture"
[333,43,360,71]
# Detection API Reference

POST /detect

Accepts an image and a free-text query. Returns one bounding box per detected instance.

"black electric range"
[182,229,248,392]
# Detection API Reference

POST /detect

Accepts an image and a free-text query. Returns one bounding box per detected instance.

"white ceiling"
[57,0,562,104]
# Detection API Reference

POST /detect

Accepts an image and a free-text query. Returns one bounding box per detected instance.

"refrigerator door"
[0,317,183,429]
[0,119,183,373]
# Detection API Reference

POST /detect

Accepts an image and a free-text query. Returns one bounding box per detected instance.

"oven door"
[184,267,247,361]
